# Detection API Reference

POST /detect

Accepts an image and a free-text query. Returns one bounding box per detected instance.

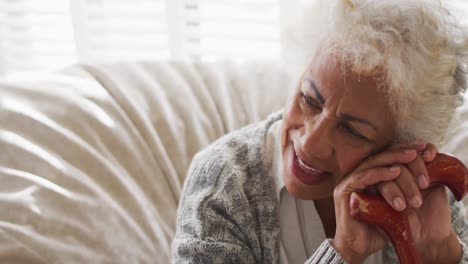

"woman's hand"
[391,142,461,263]
[332,143,461,263]
[410,184,462,264]
[376,142,438,211]
[331,148,419,263]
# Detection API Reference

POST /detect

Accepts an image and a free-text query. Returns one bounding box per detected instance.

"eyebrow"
[305,79,325,104]
[304,78,378,132]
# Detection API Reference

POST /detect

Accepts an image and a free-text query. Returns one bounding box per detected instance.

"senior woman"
[173,0,468,263]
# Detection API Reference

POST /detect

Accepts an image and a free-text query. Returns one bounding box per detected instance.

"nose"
[300,115,334,160]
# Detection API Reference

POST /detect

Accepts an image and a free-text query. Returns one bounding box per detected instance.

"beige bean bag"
[0,61,292,263]
[0,60,466,263]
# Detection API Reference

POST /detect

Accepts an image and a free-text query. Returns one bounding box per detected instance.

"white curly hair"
[284,0,468,145]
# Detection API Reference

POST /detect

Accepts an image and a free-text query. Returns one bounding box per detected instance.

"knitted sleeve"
[305,239,346,264]
[172,152,257,263]
[173,116,282,264]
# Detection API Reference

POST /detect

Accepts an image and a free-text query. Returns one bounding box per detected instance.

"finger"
[360,149,417,171]
[394,166,423,208]
[406,153,429,189]
[340,166,401,194]
[422,143,438,162]
[377,181,406,211]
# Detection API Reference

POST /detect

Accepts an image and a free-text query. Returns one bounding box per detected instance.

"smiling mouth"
[296,151,326,175]
[290,144,330,185]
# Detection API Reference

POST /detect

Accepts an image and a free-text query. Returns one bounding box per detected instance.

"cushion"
[0,61,292,263]
[0,59,466,263]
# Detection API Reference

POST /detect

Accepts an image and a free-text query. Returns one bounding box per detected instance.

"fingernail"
[393,197,405,211]
[410,196,422,208]
[418,175,428,189]
[404,149,415,155]
[389,166,400,173]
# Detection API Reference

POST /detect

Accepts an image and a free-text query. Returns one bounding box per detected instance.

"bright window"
[0,0,467,78]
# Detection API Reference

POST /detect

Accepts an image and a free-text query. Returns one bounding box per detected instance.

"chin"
[283,174,334,200]
[281,144,335,200]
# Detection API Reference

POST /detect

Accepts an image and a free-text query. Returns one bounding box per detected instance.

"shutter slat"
[1,0,77,75]
[77,0,169,62]
[182,0,281,59]
[2,0,467,78]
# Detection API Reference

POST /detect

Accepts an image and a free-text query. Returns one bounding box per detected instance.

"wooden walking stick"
[350,153,468,264]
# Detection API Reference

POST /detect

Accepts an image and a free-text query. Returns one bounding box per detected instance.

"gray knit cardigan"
[173,113,468,263]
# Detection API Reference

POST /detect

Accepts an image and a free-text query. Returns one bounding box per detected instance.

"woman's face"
[281,52,396,200]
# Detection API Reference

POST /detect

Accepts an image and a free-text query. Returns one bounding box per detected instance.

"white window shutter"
[0,0,6,76]
[181,0,201,59]
[0,0,77,75]
[164,0,186,59]
[70,0,170,63]
[181,0,281,60]
[1,0,467,78]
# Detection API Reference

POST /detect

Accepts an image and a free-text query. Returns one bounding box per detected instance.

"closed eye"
[339,122,371,142]
[300,92,322,111]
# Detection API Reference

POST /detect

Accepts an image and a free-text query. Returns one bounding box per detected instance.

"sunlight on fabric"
[0,94,115,128]
[80,98,115,128]
[0,186,42,214]
[2,74,110,101]
[0,130,66,171]
[0,167,74,199]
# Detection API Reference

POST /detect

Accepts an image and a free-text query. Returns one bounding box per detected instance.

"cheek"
[284,94,297,115]
[283,96,302,130]
[336,147,373,176]
[284,95,305,124]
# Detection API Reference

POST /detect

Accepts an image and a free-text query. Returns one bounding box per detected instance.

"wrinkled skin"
[280,52,461,263]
